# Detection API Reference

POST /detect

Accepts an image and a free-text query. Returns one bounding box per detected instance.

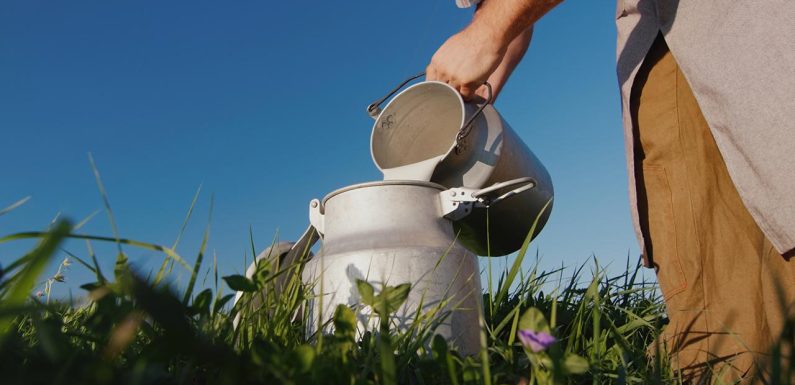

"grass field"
[0,184,791,384]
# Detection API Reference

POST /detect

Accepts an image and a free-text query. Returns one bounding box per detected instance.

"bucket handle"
[367,71,426,118]
[441,177,536,220]
[366,72,493,152]
[454,82,492,154]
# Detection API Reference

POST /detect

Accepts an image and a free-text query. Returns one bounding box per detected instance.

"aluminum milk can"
[301,180,485,355]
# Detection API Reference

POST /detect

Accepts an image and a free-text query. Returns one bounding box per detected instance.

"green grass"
[0,188,791,384]
[0,220,664,384]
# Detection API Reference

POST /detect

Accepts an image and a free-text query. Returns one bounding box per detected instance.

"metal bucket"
[368,75,554,256]
[301,180,485,355]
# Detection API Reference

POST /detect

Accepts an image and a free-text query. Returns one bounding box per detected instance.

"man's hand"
[426,0,560,102]
[427,25,507,101]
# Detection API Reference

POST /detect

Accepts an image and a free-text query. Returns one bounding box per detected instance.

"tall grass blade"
[74,210,100,231]
[0,231,192,271]
[0,196,31,218]
[494,198,552,306]
[486,208,495,320]
[478,300,493,385]
[183,196,213,304]
[172,184,202,251]
[155,185,202,286]
[88,153,123,255]
[87,240,107,284]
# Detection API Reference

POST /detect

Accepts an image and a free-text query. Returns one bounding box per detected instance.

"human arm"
[426,0,562,100]
[477,25,533,101]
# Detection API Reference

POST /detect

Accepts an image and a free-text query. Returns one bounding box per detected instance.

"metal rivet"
[450,191,457,196]
[311,201,318,208]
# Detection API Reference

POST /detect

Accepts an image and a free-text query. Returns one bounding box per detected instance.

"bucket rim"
[369,80,464,171]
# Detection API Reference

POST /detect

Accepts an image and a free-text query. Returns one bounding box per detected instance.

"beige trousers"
[631,34,795,383]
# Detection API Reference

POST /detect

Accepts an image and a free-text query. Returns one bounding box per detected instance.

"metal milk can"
[298,179,534,355]
[368,74,554,256]
[235,178,534,353]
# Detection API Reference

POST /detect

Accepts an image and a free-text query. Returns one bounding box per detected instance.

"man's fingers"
[426,64,438,82]
[475,84,497,103]
[458,84,477,101]
[429,69,452,85]
[425,67,450,89]
[426,62,482,102]
[426,65,448,83]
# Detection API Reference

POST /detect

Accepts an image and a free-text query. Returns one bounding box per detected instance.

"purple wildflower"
[517,329,556,352]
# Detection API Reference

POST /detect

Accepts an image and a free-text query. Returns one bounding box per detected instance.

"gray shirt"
[617,0,795,255]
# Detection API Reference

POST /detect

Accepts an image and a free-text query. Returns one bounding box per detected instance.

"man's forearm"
[483,26,533,101]
[471,0,560,55]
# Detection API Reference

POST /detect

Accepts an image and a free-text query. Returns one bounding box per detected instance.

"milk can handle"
[472,177,536,207]
[366,72,493,149]
[440,177,536,220]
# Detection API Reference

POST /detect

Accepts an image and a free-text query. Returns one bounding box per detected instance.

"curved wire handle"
[367,72,493,152]
[472,177,536,207]
[367,71,426,118]
[454,82,492,153]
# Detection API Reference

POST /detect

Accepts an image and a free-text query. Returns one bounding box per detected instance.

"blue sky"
[0,1,646,296]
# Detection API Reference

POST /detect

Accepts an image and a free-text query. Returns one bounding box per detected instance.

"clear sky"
[0,1,647,296]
